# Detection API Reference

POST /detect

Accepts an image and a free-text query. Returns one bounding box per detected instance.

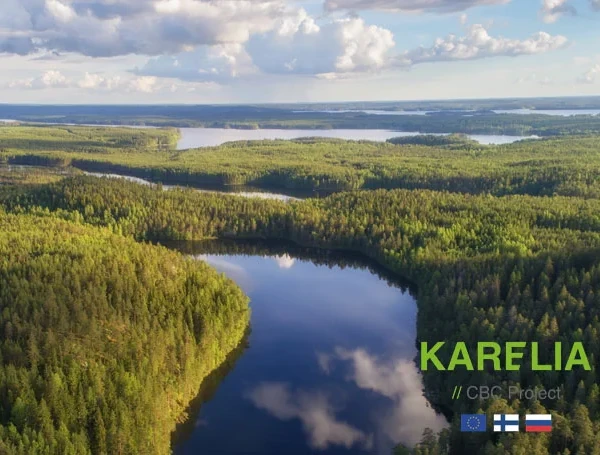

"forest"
[2,102,600,135]
[2,172,600,454]
[5,124,600,199]
[2,124,600,454]
[0,173,250,454]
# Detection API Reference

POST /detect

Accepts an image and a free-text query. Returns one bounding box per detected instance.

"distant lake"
[168,240,447,455]
[83,172,304,201]
[492,108,600,116]
[177,128,537,149]
[293,109,434,116]
[295,108,600,117]
[0,118,539,148]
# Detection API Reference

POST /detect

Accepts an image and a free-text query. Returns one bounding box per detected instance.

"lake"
[2,117,539,150]
[293,109,434,116]
[177,128,537,149]
[295,108,600,117]
[492,108,600,116]
[83,172,306,201]
[0,118,538,148]
[168,240,447,455]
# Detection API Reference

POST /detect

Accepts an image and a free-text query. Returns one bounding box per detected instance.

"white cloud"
[136,44,258,83]
[247,382,373,450]
[396,24,568,66]
[78,72,122,90]
[8,70,69,89]
[540,0,600,21]
[515,72,554,85]
[580,64,600,84]
[324,0,510,12]
[0,0,291,57]
[128,76,157,93]
[6,70,173,93]
[248,17,395,76]
[136,14,395,80]
[46,0,77,22]
[90,73,193,93]
[540,0,576,23]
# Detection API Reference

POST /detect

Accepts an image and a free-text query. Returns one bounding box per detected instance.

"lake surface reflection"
[177,128,536,149]
[83,171,306,201]
[168,240,446,455]
[492,108,600,116]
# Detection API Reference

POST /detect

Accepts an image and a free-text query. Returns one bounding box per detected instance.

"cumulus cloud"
[0,0,289,57]
[580,64,600,84]
[324,0,509,12]
[136,13,395,80]
[540,0,576,23]
[6,70,175,93]
[136,44,257,83]
[129,76,158,93]
[78,72,122,90]
[396,24,568,67]
[247,17,395,75]
[0,0,578,87]
[8,70,69,89]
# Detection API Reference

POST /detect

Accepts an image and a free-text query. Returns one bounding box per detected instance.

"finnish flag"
[493,414,519,432]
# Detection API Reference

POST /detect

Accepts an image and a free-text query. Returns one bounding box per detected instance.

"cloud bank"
[396,24,568,66]
[0,0,289,57]
[324,0,510,13]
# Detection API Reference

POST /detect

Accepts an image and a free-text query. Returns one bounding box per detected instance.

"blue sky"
[0,0,599,103]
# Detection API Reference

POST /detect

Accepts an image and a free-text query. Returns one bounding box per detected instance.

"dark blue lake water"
[169,241,446,455]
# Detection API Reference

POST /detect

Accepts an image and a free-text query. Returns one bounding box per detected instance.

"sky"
[1,0,600,103]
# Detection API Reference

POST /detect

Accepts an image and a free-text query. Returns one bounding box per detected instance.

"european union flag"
[461,414,486,432]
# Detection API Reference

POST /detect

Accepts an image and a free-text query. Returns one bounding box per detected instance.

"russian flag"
[525,414,552,432]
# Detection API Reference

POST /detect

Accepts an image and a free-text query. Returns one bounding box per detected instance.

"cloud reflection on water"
[247,382,373,451]
[248,347,446,453]
[193,255,254,290]
[274,254,296,269]
[326,347,448,448]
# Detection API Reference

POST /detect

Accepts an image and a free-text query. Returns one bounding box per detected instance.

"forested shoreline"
[0,175,250,454]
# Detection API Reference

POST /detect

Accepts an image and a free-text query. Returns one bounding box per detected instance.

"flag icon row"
[461,414,552,432]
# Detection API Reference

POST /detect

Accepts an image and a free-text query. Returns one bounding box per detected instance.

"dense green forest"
[2,103,600,135]
[0,204,249,454]
[4,174,600,454]
[4,125,600,198]
[0,125,178,155]
[3,123,600,454]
